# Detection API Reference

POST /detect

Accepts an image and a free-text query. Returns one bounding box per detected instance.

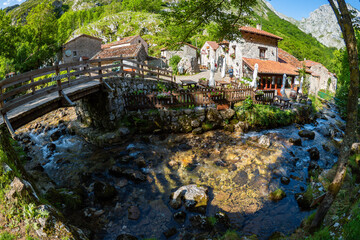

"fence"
[123,87,267,110]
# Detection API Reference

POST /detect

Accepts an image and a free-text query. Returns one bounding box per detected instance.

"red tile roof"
[304,60,322,68]
[102,35,139,49]
[206,41,219,50]
[64,34,102,46]
[243,58,299,76]
[240,26,283,40]
[92,44,143,59]
[278,49,303,69]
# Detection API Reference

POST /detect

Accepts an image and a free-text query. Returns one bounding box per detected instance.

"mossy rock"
[202,122,213,131]
[45,188,83,211]
[224,124,235,132]
[269,189,286,201]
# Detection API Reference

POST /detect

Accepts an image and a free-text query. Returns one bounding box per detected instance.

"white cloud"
[3,0,12,6]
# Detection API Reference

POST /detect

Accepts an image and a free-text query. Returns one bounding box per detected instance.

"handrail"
[0,57,174,119]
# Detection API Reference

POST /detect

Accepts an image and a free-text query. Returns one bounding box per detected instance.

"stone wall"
[75,77,177,130]
[63,36,102,63]
[241,33,278,62]
[308,64,337,95]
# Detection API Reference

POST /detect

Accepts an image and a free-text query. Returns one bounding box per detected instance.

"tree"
[22,2,59,70]
[163,0,257,44]
[310,0,359,231]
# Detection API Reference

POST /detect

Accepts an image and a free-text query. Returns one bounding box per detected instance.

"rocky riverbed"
[16,104,345,239]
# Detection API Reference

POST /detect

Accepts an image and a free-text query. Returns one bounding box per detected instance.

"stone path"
[175,70,228,83]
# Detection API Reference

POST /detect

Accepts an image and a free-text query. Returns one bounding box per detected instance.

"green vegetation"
[235,97,296,128]
[220,230,241,240]
[0,233,16,240]
[169,55,181,75]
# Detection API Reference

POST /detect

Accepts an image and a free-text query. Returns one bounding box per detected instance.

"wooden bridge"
[0,57,174,136]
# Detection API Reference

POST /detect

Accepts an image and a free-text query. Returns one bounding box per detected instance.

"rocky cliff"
[263,0,360,49]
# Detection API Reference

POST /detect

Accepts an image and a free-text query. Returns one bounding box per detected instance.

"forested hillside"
[0,0,338,78]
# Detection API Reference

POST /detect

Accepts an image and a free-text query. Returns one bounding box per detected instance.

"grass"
[308,95,324,112]
[0,233,16,240]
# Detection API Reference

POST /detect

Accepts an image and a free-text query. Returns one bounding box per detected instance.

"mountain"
[263,0,360,49]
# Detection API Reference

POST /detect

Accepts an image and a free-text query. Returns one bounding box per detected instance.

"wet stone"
[169,198,182,210]
[116,234,138,240]
[214,160,228,167]
[128,206,140,220]
[289,138,302,146]
[308,147,320,160]
[93,181,117,202]
[280,177,290,185]
[163,228,177,238]
[189,215,212,231]
[298,130,315,140]
[173,211,187,224]
[47,143,56,152]
[233,171,248,186]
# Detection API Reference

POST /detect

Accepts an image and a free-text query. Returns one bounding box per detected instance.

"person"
[228,66,234,80]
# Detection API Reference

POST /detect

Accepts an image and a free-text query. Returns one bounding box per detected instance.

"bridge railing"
[0,56,174,116]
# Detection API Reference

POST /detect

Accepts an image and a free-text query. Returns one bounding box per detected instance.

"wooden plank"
[2,113,15,137]
[60,90,76,106]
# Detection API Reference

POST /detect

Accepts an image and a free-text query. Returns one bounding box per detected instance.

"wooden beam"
[60,90,76,106]
[102,81,114,92]
[2,113,15,138]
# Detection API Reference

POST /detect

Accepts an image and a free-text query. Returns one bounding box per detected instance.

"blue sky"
[269,0,360,20]
[1,0,360,20]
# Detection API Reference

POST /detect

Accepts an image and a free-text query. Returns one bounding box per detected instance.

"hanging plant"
[230,53,236,59]
[224,47,229,53]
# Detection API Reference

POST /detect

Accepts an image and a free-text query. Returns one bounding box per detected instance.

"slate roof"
[101,35,139,49]
[92,44,142,59]
[240,26,283,40]
[243,58,299,76]
[64,34,102,46]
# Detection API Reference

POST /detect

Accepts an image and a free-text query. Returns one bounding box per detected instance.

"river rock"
[289,138,302,146]
[352,143,360,154]
[295,192,313,210]
[233,171,248,186]
[308,147,320,160]
[134,157,147,168]
[47,143,56,152]
[220,109,235,120]
[258,135,271,148]
[109,166,146,182]
[298,130,315,140]
[170,185,208,213]
[174,211,187,224]
[50,130,63,142]
[280,177,290,185]
[6,177,34,201]
[116,234,138,240]
[214,211,230,232]
[189,215,212,231]
[163,228,177,238]
[192,127,203,135]
[206,108,222,124]
[269,189,286,201]
[191,119,201,128]
[128,206,140,220]
[93,181,117,202]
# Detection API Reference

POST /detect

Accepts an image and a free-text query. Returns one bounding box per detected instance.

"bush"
[169,55,181,75]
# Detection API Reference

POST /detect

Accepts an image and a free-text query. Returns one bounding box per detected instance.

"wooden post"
[0,86,3,109]
[120,54,124,79]
[136,63,139,79]
[30,76,35,95]
[98,60,103,83]
[141,64,144,80]
[67,67,71,84]
[157,68,160,81]
[56,65,62,97]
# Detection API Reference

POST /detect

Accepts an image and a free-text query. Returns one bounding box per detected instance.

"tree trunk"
[310,0,359,232]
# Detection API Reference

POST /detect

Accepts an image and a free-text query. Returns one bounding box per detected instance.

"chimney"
[117,36,121,41]
[256,24,262,30]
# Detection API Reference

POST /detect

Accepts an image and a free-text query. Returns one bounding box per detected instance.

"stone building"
[304,60,337,94]
[62,34,102,63]
[200,41,219,68]
[161,43,198,64]
[102,35,149,54]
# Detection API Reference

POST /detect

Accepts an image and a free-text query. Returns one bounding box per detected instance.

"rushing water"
[22,106,344,240]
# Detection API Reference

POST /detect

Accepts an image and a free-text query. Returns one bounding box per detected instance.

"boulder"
[269,189,286,201]
[206,108,222,124]
[170,185,208,213]
[173,211,187,224]
[258,135,271,148]
[109,166,146,182]
[220,109,235,120]
[128,206,140,220]
[289,138,302,146]
[116,234,138,240]
[163,228,177,238]
[189,215,212,231]
[298,130,315,140]
[6,177,36,201]
[308,147,320,160]
[352,143,360,154]
[93,181,117,202]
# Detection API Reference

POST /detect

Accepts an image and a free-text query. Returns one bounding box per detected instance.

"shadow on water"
[22,106,344,240]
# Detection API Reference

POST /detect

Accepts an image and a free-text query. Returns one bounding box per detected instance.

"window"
[73,51,77,57]
[259,47,267,59]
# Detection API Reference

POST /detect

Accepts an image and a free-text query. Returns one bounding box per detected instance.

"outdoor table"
[180,80,198,89]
